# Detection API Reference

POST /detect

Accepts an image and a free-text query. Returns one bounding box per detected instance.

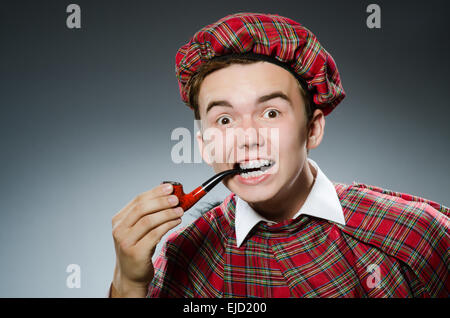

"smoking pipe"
[162,166,259,212]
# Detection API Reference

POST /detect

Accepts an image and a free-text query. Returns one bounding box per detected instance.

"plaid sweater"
[148,182,449,297]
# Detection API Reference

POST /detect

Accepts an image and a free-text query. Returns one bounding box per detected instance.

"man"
[110,12,449,297]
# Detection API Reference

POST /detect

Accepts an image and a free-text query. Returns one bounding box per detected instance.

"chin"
[236,191,275,204]
[226,177,281,203]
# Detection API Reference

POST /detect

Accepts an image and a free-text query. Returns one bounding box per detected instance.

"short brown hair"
[186,57,315,122]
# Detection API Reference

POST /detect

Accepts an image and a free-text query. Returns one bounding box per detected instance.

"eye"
[216,115,233,125]
[263,109,280,119]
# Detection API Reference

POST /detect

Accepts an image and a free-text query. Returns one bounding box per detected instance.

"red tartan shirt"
[147,182,449,297]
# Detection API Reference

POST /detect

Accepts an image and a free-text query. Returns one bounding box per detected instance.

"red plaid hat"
[175,12,346,116]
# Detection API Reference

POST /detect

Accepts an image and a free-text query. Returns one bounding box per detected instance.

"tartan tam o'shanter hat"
[175,12,346,116]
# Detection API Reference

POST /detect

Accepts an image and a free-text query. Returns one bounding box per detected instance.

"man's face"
[196,61,317,204]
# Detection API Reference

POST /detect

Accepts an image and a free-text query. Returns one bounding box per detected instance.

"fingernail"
[175,207,184,215]
[168,195,178,205]
[162,183,172,193]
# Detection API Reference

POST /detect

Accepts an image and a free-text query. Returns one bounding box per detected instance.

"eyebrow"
[205,91,292,114]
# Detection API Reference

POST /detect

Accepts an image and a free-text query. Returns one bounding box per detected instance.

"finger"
[112,183,173,227]
[121,194,180,228]
[112,193,179,243]
[126,207,184,245]
[134,218,182,255]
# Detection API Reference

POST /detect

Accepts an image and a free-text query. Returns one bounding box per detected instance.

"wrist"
[112,269,149,298]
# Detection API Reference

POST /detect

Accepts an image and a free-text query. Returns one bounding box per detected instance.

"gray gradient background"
[0,0,448,297]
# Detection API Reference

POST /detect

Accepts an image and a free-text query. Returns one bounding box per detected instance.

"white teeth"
[238,159,275,179]
[240,170,265,179]
[239,159,272,170]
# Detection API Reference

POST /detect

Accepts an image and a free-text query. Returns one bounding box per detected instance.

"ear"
[196,130,213,166]
[306,109,325,150]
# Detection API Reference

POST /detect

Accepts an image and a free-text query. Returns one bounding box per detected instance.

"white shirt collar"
[235,158,346,247]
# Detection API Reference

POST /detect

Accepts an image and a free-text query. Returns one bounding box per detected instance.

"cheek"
[211,161,229,173]
[224,129,237,162]
[202,128,229,164]
[278,123,307,158]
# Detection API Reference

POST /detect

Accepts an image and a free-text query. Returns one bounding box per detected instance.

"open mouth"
[234,159,275,179]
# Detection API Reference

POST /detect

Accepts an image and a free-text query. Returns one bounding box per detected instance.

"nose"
[236,116,265,150]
